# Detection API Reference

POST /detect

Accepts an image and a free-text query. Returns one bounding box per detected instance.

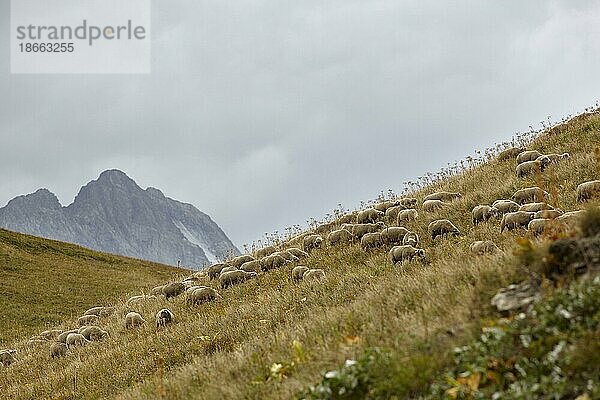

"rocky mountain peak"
[4,188,62,211]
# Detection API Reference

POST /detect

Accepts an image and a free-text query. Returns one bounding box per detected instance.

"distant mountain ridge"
[0,169,239,269]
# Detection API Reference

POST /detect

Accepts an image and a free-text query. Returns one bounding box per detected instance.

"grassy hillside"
[0,229,184,345]
[0,110,599,399]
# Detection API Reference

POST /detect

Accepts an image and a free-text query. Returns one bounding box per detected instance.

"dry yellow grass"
[0,111,599,399]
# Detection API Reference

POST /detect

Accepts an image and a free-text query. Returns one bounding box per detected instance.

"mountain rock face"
[0,170,239,269]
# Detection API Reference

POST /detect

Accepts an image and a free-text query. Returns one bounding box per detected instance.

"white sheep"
[397,209,418,225]
[219,266,238,276]
[292,266,309,282]
[516,157,550,178]
[326,229,353,246]
[287,247,309,259]
[50,342,68,358]
[357,208,385,224]
[497,147,525,161]
[516,150,543,165]
[240,260,262,273]
[527,218,553,236]
[472,205,500,225]
[398,198,418,208]
[219,270,257,289]
[428,219,460,240]
[534,209,563,219]
[519,202,554,213]
[206,263,229,280]
[162,282,186,299]
[374,200,401,212]
[150,285,165,296]
[402,231,419,247]
[512,187,550,205]
[302,269,326,281]
[261,253,287,271]
[380,226,408,246]
[360,232,383,250]
[155,309,175,328]
[229,254,255,269]
[127,295,157,305]
[65,333,89,349]
[125,312,146,329]
[470,241,500,255]
[501,211,535,232]
[576,180,600,202]
[350,222,386,239]
[77,315,99,327]
[538,153,569,164]
[187,287,221,305]
[0,349,16,366]
[57,330,79,343]
[492,199,520,214]
[255,245,277,259]
[303,234,324,252]
[422,199,448,213]
[79,326,109,341]
[423,192,461,202]
[384,205,406,221]
[388,245,425,265]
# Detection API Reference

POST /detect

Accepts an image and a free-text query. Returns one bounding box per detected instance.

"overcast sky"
[1,0,600,247]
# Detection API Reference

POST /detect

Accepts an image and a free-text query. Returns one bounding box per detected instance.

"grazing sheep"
[539,153,570,164]
[497,147,525,161]
[512,187,550,205]
[338,213,358,224]
[255,245,277,259]
[240,259,262,273]
[303,234,324,252]
[576,180,600,202]
[399,198,418,208]
[39,329,62,341]
[327,229,354,246]
[65,333,89,348]
[79,326,109,341]
[402,231,419,247]
[125,312,146,329]
[519,202,554,213]
[422,199,448,213]
[380,226,409,246]
[385,205,406,221]
[350,222,386,239]
[83,306,108,317]
[516,150,543,165]
[127,295,157,305]
[534,209,563,219]
[150,285,165,296]
[360,232,383,250]
[57,330,79,343]
[219,270,257,289]
[77,315,98,327]
[374,200,401,212]
[155,309,175,328]
[315,221,336,235]
[286,247,309,259]
[50,342,68,358]
[492,199,520,214]
[292,266,309,282]
[357,208,385,224]
[187,287,221,305]
[278,249,300,263]
[206,263,229,280]
[472,205,500,225]
[388,245,425,265]
[556,210,586,227]
[229,255,255,269]
[219,266,238,276]
[162,282,186,299]
[428,219,460,240]
[516,157,550,178]
[261,253,287,271]
[470,241,500,255]
[423,192,461,202]
[287,232,313,247]
[0,349,16,366]
[501,211,535,232]
[397,209,418,225]
[303,269,326,281]
[528,218,553,236]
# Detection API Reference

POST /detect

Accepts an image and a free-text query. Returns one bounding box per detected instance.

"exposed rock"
[491,280,541,312]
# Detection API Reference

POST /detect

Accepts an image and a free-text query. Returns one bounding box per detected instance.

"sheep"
[422,199,448,213]
[315,221,336,235]
[77,315,99,327]
[472,205,500,225]
[501,211,535,232]
[374,200,401,212]
[127,295,157,305]
[423,191,462,202]
[219,270,257,289]
[576,180,600,202]
[255,245,277,259]
[512,187,550,205]
[470,241,500,255]
[161,282,186,299]
[125,312,146,329]
[65,333,89,348]
[303,269,326,281]
[261,253,287,271]
[156,309,175,328]
[150,285,165,296]
[516,157,551,178]
[516,150,543,165]
[287,232,313,247]
[50,342,68,358]
[338,213,358,224]
[278,249,300,263]
[292,266,309,282]
[402,231,420,247]
[240,259,262,273]
[57,330,79,343]
[492,199,520,214]
[349,222,386,239]
[360,232,383,250]
[528,218,553,236]
[326,229,353,246]
[398,198,418,208]
[219,266,238,276]
[534,209,563,219]
[229,254,255,269]
[428,219,460,240]
[187,287,221,305]
[39,329,62,341]
[0,349,16,366]
[388,245,425,265]
[519,202,554,213]
[380,226,408,246]
[79,326,109,341]
[385,205,406,221]
[357,208,385,224]
[556,210,586,227]
[206,263,229,280]
[303,234,324,252]
[286,247,309,259]
[497,147,525,161]
[83,306,114,317]
[397,209,418,225]
[538,153,569,164]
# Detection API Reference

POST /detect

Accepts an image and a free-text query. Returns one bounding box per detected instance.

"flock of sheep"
[1,147,599,369]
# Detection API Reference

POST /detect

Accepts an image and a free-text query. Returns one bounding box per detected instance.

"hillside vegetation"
[1,110,599,399]
[0,229,184,345]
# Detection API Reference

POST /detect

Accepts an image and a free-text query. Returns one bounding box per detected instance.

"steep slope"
[0,228,184,345]
[0,170,239,268]
[0,111,598,399]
